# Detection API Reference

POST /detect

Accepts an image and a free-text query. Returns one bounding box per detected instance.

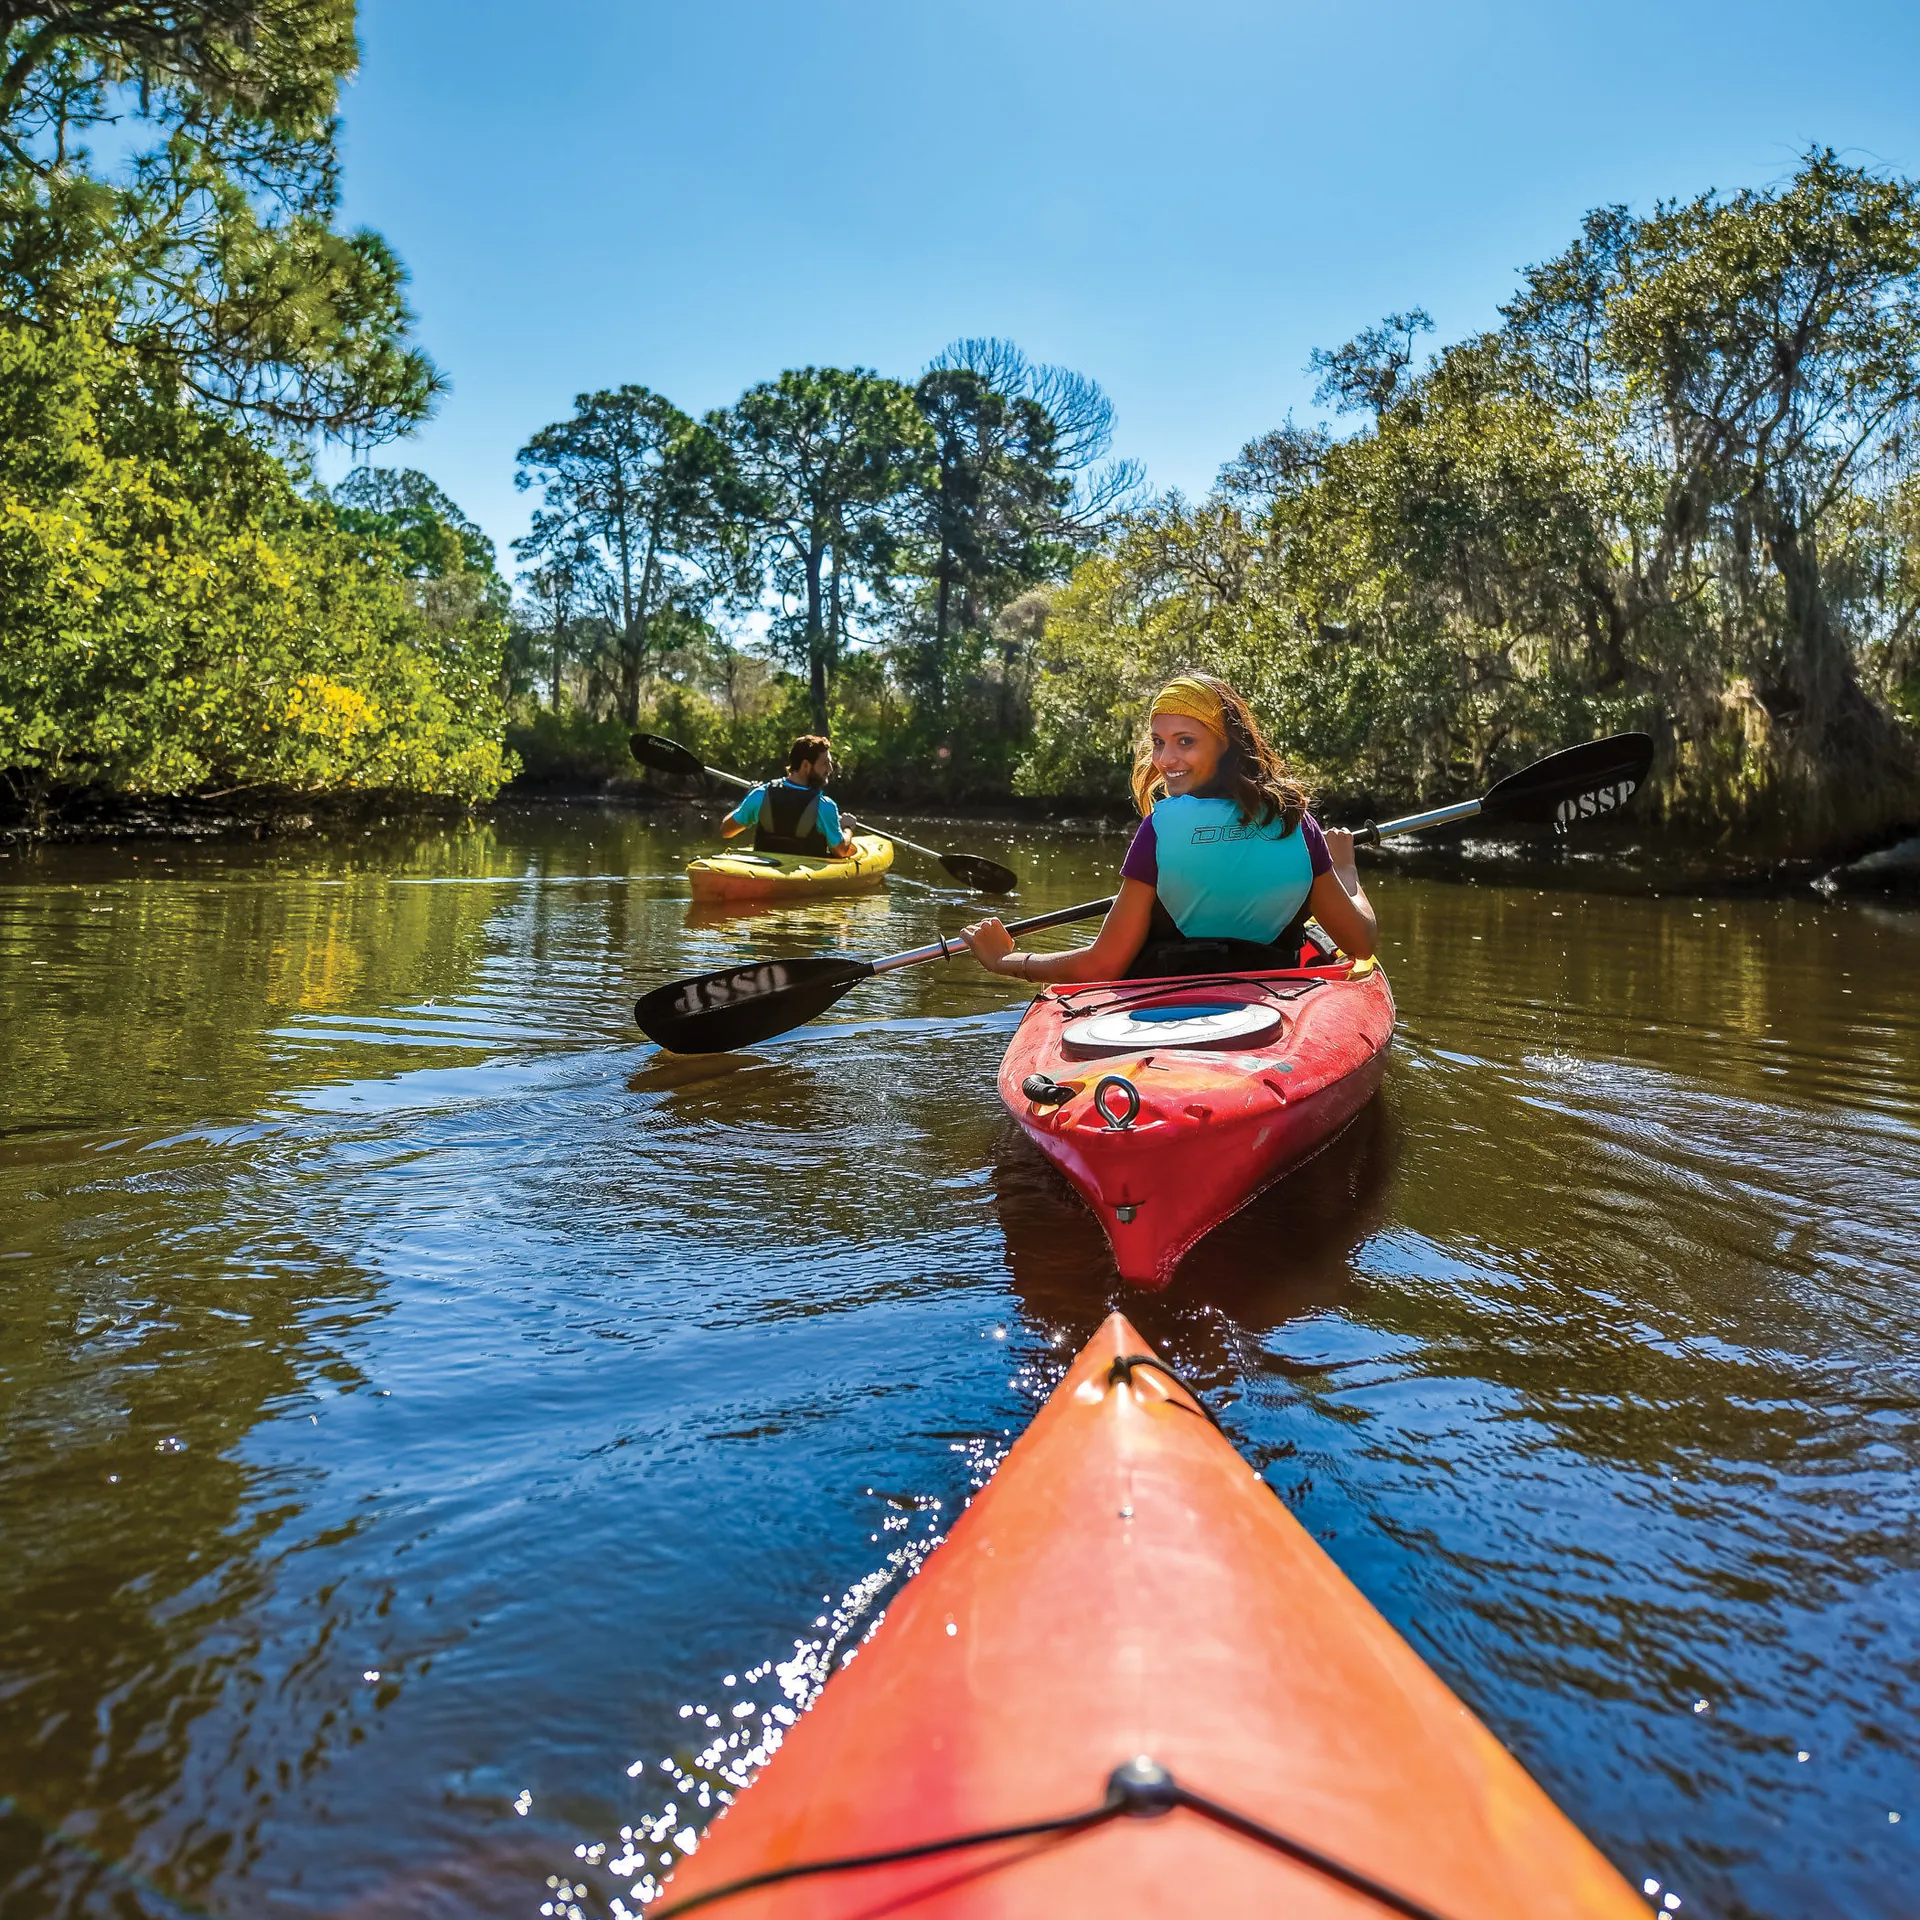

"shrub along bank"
[0,323,511,824]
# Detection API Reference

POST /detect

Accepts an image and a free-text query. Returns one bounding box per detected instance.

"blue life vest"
[1151,795,1315,942]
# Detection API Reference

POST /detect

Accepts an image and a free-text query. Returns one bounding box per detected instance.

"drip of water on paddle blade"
[0,813,1915,1918]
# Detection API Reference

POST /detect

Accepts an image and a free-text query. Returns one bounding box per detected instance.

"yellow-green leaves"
[0,320,511,805]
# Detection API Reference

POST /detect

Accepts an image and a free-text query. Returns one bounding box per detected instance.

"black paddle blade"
[634,954,874,1054]
[939,851,1019,895]
[630,731,708,780]
[1483,731,1655,830]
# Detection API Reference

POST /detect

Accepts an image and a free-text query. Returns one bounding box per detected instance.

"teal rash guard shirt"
[1121,795,1331,941]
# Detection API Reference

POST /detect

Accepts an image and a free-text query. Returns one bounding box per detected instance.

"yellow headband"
[1149,676,1228,741]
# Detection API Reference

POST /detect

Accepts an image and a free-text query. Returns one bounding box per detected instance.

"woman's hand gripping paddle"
[630,732,1019,895]
[633,898,1117,1054]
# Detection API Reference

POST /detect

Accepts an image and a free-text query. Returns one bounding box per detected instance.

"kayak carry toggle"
[1020,1072,1077,1106]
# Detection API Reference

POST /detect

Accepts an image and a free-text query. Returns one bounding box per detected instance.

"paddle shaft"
[1359,798,1482,844]
[1358,733,1654,843]
[865,734,1640,965]
[870,897,1117,976]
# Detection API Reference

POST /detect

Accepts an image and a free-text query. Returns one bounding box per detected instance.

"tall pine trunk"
[611,461,640,727]
[929,548,952,713]
[805,541,829,733]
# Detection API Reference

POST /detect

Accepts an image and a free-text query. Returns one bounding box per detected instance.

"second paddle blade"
[1483,731,1655,828]
[630,731,708,780]
[634,954,873,1054]
[940,850,1018,895]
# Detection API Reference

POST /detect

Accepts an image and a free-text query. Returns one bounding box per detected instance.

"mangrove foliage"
[0,0,509,814]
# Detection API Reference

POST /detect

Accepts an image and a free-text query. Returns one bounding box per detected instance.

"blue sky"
[330,0,1920,577]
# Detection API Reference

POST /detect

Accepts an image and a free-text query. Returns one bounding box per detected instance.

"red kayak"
[995,959,1395,1287]
[654,1312,1646,1918]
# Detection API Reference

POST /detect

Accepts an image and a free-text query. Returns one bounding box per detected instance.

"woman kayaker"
[719,734,858,859]
[963,673,1376,981]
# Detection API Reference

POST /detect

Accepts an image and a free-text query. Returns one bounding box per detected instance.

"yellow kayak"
[685,832,894,902]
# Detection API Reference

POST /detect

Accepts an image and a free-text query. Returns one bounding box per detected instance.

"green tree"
[334,466,497,578]
[910,365,1060,710]
[718,366,930,731]
[905,339,1141,721]
[514,386,736,724]
[512,520,610,710]
[333,465,510,649]
[1025,153,1920,853]
[1504,151,1920,824]
[0,1,439,439]
[0,317,508,805]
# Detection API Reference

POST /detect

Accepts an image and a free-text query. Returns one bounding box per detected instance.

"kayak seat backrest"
[1051,977,1323,1020]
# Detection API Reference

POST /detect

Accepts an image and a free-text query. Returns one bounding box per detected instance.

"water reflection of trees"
[0,825,519,1132]
[0,826,519,1915]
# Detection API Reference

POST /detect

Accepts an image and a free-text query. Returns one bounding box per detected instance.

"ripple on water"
[1,824,1916,1920]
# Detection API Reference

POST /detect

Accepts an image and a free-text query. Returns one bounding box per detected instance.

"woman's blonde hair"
[1130,672,1307,831]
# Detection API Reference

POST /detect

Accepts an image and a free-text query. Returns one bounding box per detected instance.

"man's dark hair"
[787,734,832,776]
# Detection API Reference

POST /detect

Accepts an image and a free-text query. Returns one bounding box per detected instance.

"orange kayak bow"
[654,1313,1645,1919]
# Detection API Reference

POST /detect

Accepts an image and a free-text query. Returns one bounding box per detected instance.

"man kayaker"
[962,673,1376,981]
[720,734,858,859]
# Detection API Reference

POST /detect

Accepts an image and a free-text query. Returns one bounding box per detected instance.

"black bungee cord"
[645,1755,1459,1920]
[1104,1350,1232,1432]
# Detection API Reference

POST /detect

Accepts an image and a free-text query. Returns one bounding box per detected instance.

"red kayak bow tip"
[998,961,1396,1287]
[655,1313,1648,1918]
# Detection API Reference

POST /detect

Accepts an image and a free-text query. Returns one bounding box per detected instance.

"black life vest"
[753,780,832,856]
[1126,902,1331,978]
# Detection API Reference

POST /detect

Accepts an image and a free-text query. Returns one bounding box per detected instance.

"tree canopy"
[1024,151,1920,854]
[0,319,507,803]
[0,0,438,440]
[514,386,737,725]
[716,367,931,731]
[0,7,493,815]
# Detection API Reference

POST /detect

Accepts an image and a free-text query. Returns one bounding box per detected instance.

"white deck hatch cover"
[1060,1000,1285,1058]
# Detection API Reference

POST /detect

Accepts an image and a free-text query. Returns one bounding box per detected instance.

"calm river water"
[2,806,1916,1920]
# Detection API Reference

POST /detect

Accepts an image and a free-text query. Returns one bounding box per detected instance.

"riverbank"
[0,782,489,845]
[7,779,1919,899]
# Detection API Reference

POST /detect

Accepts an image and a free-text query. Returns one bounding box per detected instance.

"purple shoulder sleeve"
[1300,813,1332,877]
[1120,815,1158,886]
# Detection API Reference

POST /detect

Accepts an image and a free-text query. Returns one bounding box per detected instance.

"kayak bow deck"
[654,1313,1645,1919]
[998,958,1396,1288]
